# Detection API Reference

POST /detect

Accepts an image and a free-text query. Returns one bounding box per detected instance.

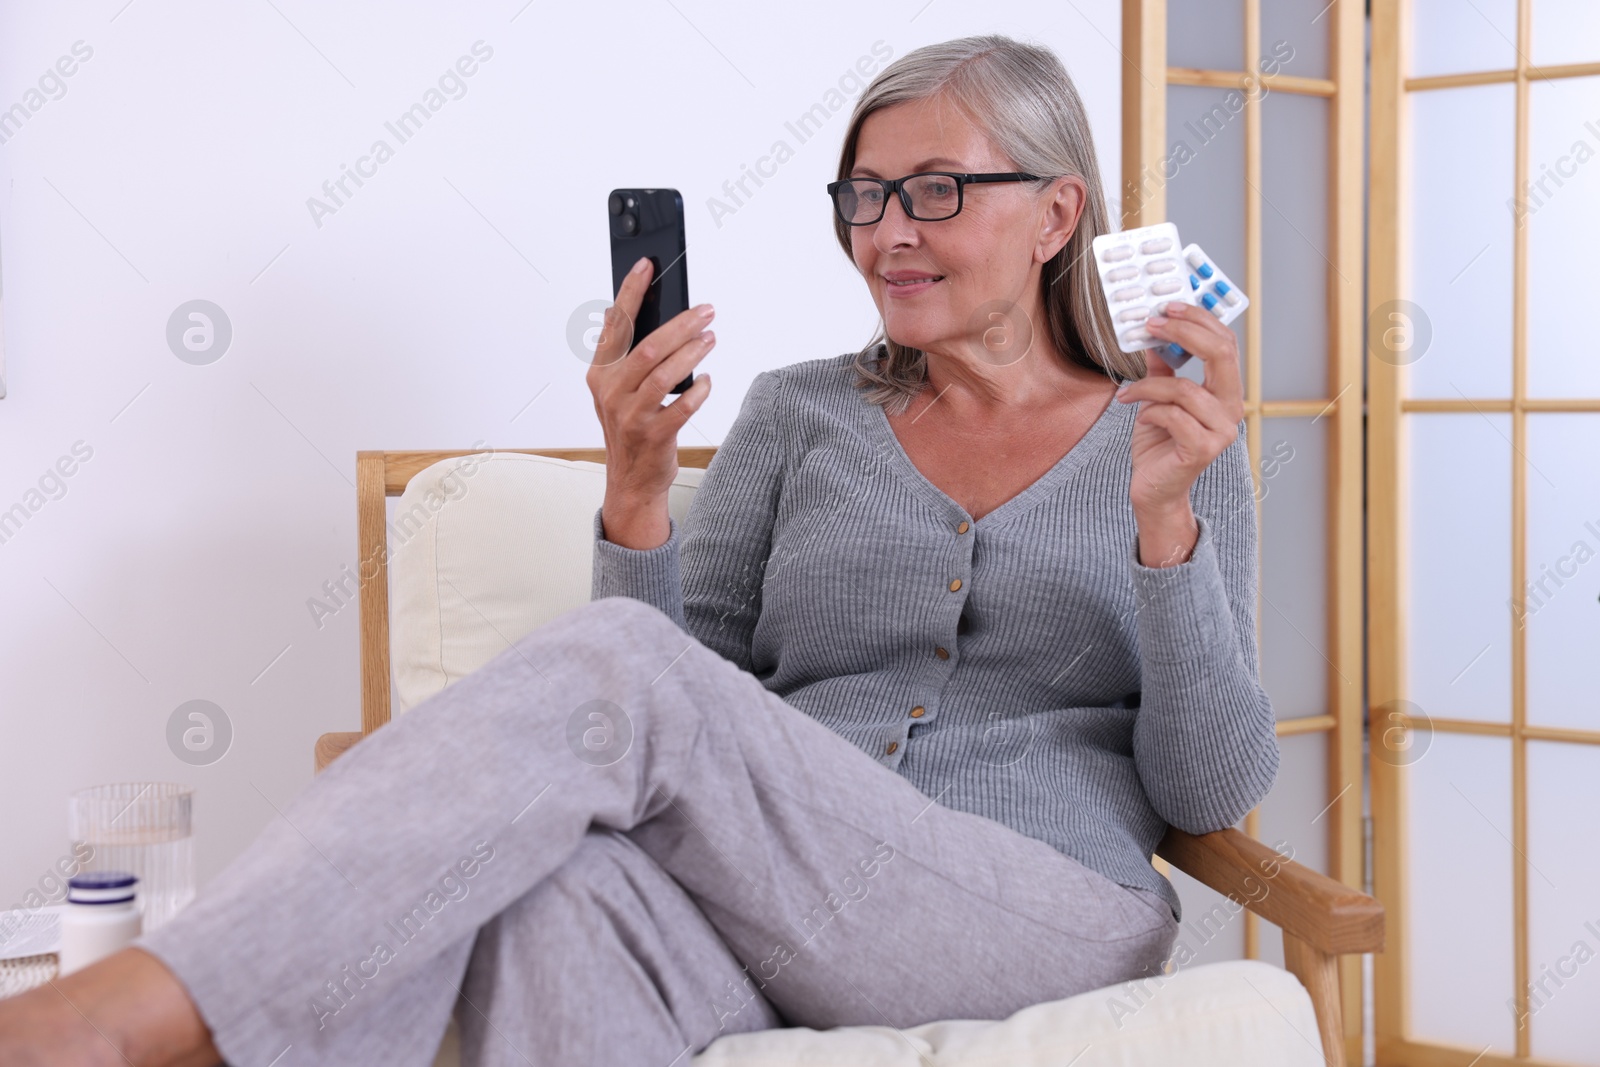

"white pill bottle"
[58,871,142,976]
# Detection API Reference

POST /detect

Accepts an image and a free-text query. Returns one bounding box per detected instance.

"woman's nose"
[873,192,920,249]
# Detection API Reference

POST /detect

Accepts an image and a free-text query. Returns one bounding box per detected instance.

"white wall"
[0,2,1123,905]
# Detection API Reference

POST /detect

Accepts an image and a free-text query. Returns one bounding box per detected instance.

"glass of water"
[68,783,194,933]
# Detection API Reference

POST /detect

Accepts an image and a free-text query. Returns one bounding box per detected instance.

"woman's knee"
[505,597,693,678]
[579,596,683,642]
[542,828,643,892]
[498,829,645,925]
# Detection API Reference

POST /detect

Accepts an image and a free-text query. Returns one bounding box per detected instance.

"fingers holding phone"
[606,188,693,394]
[589,187,713,545]
[588,260,716,422]
[586,257,716,526]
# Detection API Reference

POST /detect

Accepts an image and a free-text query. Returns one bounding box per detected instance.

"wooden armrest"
[1156,826,1384,956]
[314,731,363,774]
[1156,826,1382,1067]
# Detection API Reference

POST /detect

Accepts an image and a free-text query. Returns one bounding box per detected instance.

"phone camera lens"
[608,193,624,216]
[620,213,637,236]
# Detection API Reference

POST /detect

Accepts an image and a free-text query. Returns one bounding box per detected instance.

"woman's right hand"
[586,255,717,549]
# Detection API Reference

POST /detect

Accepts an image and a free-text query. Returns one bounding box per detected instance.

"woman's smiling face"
[848,94,1081,364]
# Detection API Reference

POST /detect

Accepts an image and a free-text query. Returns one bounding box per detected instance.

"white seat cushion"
[691,959,1323,1066]
[430,959,1322,1067]
[388,452,703,714]
[391,453,1322,1067]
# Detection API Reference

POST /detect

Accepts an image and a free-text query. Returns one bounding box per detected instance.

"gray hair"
[832,34,1139,413]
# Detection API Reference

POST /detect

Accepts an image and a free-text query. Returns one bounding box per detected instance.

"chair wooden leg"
[1283,931,1344,1067]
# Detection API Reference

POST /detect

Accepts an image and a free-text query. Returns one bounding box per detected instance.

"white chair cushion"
[431,959,1322,1067]
[391,453,1323,1067]
[693,959,1322,1065]
[388,452,703,714]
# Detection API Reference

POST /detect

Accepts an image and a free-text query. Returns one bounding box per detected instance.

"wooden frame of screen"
[1369,0,1600,1064]
[1121,1,1368,1063]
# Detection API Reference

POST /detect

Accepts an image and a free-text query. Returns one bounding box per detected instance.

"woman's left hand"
[1115,301,1245,563]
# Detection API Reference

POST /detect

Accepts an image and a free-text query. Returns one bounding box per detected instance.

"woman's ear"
[1037,176,1086,263]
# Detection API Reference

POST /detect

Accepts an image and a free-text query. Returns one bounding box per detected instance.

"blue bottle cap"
[68,871,138,905]
[69,872,137,889]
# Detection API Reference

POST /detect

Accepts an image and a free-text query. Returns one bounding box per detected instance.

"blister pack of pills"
[1181,243,1249,328]
[1090,222,1249,371]
[1090,222,1196,361]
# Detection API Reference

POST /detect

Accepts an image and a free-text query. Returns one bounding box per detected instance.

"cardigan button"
[948,578,962,592]
[910,706,926,718]
[956,520,970,534]
[886,741,899,754]
[934,646,949,660]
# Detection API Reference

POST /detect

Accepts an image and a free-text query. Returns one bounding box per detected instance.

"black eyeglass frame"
[825,171,1048,225]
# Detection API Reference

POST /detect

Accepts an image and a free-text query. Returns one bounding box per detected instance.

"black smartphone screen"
[608,188,693,394]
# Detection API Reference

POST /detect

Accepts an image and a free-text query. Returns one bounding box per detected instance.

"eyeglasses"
[826,171,1047,226]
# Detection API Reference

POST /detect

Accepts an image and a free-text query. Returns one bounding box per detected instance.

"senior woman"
[0,32,1277,1067]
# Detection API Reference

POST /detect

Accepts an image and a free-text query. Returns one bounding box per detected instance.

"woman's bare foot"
[0,947,221,1066]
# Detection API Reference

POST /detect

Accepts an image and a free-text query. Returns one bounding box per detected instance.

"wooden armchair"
[315,447,1383,1067]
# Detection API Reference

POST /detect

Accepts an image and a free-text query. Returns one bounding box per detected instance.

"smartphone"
[608,188,693,394]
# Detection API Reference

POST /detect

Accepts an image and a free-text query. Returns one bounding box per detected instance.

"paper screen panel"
[1260,93,1330,402]
[1528,76,1600,399]
[1410,0,1518,78]
[1526,740,1600,1065]
[1406,84,1515,400]
[1406,732,1516,1054]
[1259,0,1328,82]
[1258,417,1329,720]
[1530,0,1600,69]
[1166,85,1248,386]
[1524,413,1600,730]
[1167,0,1244,72]
[1404,413,1512,721]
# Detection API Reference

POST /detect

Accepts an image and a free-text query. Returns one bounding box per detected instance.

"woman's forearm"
[1133,647,1279,833]
[1127,515,1280,833]
[600,493,671,551]
[1133,501,1200,569]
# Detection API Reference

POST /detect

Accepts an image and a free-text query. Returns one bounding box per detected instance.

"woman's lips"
[885,276,943,298]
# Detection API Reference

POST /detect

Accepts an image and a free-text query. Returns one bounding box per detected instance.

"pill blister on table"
[1089,222,1199,365]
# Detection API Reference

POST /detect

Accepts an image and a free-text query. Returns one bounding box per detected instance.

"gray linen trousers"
[137,595,1180,1067]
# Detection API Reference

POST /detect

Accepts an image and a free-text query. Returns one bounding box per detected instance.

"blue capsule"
[1197,262,1214,279]
[1214,280,1232,296]
[1189,274,1200,290]
[1201,293,1219,310]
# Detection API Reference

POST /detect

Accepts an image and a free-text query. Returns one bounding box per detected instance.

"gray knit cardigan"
[591,349,1280,922]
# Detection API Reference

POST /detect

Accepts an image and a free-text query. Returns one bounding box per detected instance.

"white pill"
[1101,245,1135,262]
[1111,286,1144,303]
[1145,259,1178,275]
[1122,327,1152,344]
[1105,265,1138,282]
[1186,249,1208,269]
[1139,237,1173,254]
[1117,307,1150,323]
[1150,278,1183,296]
